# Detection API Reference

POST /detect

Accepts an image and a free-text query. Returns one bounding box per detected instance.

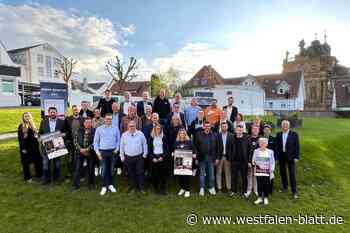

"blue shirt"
[119,130,148,160]
[184,105,201,126]
[112,112,119,128]
[93,124,120,153]
[49,119,56,133]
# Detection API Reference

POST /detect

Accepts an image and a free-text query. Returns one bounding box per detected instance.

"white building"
[0,41,21,107]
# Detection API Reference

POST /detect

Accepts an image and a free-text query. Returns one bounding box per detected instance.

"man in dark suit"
[230,125,251,197]
[137,91,153,117]
[216,121,235,193]
[39,107,67,184]
[276,120,300,199]
[223,96,238,122]
[79,101,94,118]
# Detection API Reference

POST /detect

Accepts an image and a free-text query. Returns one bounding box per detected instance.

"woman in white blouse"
[148,124,169,195]
[233,113,247,133]
[252,137,275,205]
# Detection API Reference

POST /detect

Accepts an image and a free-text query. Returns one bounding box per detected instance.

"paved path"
[0,133,17,141]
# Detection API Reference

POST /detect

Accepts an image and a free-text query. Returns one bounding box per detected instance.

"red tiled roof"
[110,81,150,96]
[183,65,225,88]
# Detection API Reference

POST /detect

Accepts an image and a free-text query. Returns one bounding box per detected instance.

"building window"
[2,79,15,94]
[54,70,59,79]
[37,54,44,64]
[38,67,44,77]
[269,102,273,108]
[227,91,232,95]
[46,56,52,78]
[193,78,198,86]
[241,100,244,104]
[281,103,286,108]
[201,79,208,85]
[54,57,61,67]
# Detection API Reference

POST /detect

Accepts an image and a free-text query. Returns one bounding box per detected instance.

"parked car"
[24,94,41,106]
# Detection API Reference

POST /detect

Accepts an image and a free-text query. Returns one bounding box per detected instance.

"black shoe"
[279,188,287,193]
[139,190,146,195]
[159,190,167,196]
[69,186,79,192]
[88,184,96,190]
[41,180,51,186]
[127,188,136,194]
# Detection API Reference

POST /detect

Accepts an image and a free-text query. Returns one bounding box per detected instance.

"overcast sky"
[1,0,350,82]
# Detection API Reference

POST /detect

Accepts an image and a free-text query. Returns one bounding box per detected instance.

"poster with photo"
[40,132,68,160]
[174,149,193,176]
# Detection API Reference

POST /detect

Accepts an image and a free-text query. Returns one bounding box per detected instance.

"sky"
[1,0,350,82]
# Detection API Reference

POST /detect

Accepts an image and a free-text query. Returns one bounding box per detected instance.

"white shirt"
[120,130,148,160]
[49,119,56,133]
[123,102,131,115]
[221,132,228,156]
[226,105,233,120]
[153,136,164,155]
[282,130,289,152]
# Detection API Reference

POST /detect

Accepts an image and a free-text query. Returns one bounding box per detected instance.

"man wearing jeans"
[94,113,120,196]
[119,121,148,194]
[195,122,219,196]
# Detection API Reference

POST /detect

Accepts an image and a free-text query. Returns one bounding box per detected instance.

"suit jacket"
[79,109,94,118]
[217,132,235,160]
[120,101,135,115]
[231,134,251,163]
[276,130,300,161]
[167,112,186,128]
[214,120,234,133]
[147,136,169,160]
[39,118,66,135]
[65,116,84,142]
[223,105,238,122]
[74,128,95,154]
[137,101,153,117]
[195,131,219,162]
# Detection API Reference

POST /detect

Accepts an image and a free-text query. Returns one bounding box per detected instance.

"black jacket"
[195,131,219,162]
[217,132,235,160]
[65,116,84,142]
[276,130,300,160]
[166,125,183,153]
[39,118,66,135]
[18,124,40,157]
[79,109,94,118]
[97,98,115,117]
[189,117,205,141]
[167,112,186,128]
[74,128,95,155]
[214,120,234,133]
[231,134,251,163]
[153,96,171,119]
[137,101,153,117]
[148,136,169,160]
[223,105,238,122]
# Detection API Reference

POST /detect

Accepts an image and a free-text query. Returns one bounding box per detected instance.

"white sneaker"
[95,167,99,176]
[208,188,216,195]
[264,198,269,205]
[184,191,190,198]
[178,189,185,196]
[244,191,251,198]
[117,168,122,175]
[100,187,107,196]
[254,197,263,205]
[199,188,205,196]
[108,185,117,193]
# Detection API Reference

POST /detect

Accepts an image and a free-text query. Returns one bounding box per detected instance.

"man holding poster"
[39,107,67,185]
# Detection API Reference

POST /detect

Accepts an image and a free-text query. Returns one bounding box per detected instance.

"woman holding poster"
[251,137,275,205]
[172,128,196,198]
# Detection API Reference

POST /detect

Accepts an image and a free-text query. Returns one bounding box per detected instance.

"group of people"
[17,89,300,205]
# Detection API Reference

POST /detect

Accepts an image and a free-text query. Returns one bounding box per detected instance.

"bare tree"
[106,56,138,93]
[59,57,77,105]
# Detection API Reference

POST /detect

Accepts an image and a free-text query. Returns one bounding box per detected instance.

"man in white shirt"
[120,91,133,115]
[120,121,148,193]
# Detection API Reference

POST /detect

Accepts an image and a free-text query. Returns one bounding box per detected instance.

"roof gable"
[184,65,224,88]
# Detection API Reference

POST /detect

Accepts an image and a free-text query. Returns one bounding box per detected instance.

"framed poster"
[40,81,68,116]
[174,149,193,176]
[40,132,68,160]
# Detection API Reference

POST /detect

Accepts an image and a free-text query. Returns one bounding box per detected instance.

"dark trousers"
[73,154,95,188]
[126,155,144,191]
[101,149,115,187]
[43,155,61,183]
[179,176,190,190]
[279,153,297,193]
[20,152,43,181]
[150,159,167,192]
[257,176,271,198]
[231,161,248,194]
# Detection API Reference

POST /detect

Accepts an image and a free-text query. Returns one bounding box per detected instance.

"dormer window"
[277,81,290,95]
[201,79,208,85]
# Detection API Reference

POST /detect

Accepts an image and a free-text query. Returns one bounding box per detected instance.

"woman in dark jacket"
[148,124,169,195]
[173,128,196,198]
[17,112,43,182]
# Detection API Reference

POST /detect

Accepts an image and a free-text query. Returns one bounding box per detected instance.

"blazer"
[213,120,234,133]
[137,101,153,117]
[79,109,94,118]
[217,132,235,160]
[195,131,219,162]
[74,128,96,154]
[65,116,84,142]
[275,130,300,161]
[39,118,66,135]
[148,136,169,160]
[231,134,251,163]
[223,105,238,122]
[167,112,186,128]
[18,124,40,156]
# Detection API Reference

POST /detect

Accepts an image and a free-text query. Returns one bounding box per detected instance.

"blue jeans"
[43,154,61,182]
[100,149,115,187]
[199,158,215,189]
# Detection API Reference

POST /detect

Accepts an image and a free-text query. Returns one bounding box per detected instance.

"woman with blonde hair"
[172,128,196,198]
[17,112,43,182]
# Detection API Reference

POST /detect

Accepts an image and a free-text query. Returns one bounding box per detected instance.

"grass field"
[0,117,349,233]
[0,108,41,134]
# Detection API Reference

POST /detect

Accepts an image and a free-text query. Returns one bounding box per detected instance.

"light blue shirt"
[282,130,289,152]
[184,105,201,126]
[93,124,120,153]
[49,119,56,133]
[120,130,148,160]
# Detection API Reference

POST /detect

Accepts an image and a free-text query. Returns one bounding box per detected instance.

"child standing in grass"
[252,137,275,205]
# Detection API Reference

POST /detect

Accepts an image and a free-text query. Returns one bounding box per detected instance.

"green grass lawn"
[0,108,41,134]
[0,118,349,233]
